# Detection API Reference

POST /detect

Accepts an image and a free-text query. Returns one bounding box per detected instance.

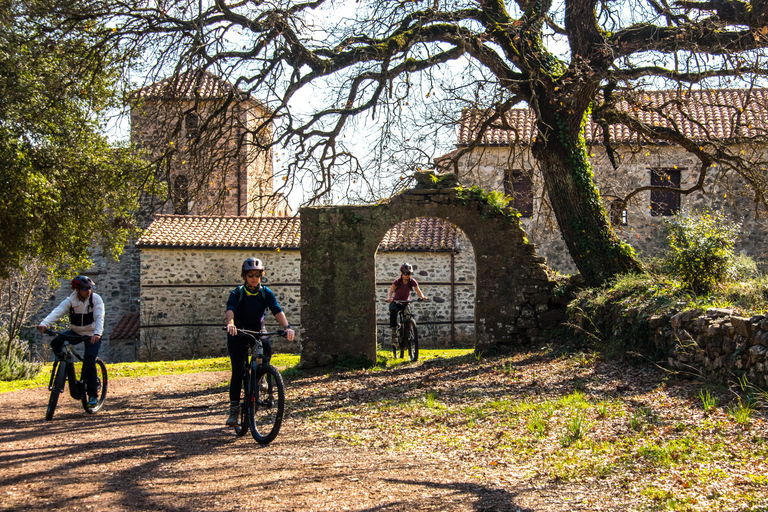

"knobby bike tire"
[248,364,285,445]
[46,360,67,421]
[234,367,250,437]
[81,358,109,414]
[406,320,419,362]
[399,325,406,359]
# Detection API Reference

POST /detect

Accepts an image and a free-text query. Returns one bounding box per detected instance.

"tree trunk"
[532,106,642,286]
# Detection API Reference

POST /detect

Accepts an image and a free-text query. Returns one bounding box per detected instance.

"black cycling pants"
[51,330,101,398]
[227,335,272,403]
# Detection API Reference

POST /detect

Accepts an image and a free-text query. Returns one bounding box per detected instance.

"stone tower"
[131,68,288,220]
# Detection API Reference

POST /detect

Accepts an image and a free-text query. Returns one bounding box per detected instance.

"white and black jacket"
[40,291,105,337]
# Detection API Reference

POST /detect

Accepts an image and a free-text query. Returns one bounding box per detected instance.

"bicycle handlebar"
[221,327,288,338]
[392,298,429,304]
[43,330,91,342]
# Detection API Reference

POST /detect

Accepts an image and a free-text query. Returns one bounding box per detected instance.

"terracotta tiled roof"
[136,215,459,252]
[378,218,458,252]
[111,312,140,340]
[457,89,768,146]
[136,215,301,249]
[135,69,253,102]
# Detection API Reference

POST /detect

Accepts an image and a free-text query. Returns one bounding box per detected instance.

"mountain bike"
[392,298,427,362]
[44,330,108,421]
[225,328,286,445]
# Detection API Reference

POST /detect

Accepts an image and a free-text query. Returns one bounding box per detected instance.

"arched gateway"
[298,171,564,368]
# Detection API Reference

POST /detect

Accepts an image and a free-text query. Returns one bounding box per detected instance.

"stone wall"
[571,303,768,388]
[299,175,569,368]
[457,144,768,274]
[133,235,479,360]
[136,248,302,361]
[655,308,768,388]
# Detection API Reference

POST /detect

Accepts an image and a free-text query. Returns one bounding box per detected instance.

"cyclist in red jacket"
[386,263,427,347]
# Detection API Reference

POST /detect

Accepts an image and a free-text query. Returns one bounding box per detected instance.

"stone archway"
[298,172,561,368]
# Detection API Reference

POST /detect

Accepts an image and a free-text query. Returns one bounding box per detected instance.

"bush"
[0,328,42,381]
[664,209,740,294]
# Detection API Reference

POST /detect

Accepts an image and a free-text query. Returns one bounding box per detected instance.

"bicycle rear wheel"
[234,369,250,437]
[82,358,108,414]
[406,321,419,362]
[248,364,285,444]
[46,360,66,421]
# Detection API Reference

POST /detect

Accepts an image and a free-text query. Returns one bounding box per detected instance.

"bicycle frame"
[48,339,90,400]
[44,330,108,420]
[392,299,423,362]
[225,327,287,444]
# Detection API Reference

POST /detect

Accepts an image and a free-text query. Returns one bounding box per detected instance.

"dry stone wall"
[657,308,768,388]
[573,303,768,388]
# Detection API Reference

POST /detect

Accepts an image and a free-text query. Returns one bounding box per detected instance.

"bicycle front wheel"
[46,361,66,421]
[248,364,285,444]
[406,321,419,362]
[82,358,108,414]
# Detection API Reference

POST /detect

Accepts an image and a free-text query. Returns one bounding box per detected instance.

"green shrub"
[664,209,740,294]
[0,329,42,381]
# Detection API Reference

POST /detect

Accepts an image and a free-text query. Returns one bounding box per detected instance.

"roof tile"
[457,89,768,146]
[137,215,459,252]
[135,69,252,102]
[111,312,140,340]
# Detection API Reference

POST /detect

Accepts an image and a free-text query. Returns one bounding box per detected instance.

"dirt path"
[0,371,531,512]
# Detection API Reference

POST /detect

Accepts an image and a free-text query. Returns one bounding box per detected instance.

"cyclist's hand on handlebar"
[418,297,429,301]
[226,323,237,336]
[284,328,295,342]
[37,325,47,334]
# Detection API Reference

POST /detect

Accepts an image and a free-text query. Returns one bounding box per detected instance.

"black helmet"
[400,263,413,275]
[71,275,94,290]
[242,257,265,277]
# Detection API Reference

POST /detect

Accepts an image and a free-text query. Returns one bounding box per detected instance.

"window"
[185,113,200,139]
[650,167,681,216]
[173,175,189,215]
[503,169,533,218]
[610,201,628,226]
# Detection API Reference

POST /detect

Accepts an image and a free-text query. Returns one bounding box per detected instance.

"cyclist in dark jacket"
[38,275,104,407]
[225,257,295,426]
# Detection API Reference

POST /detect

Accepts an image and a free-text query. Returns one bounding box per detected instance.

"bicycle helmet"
[400,263,413,275]
[242,257,265,277]
[71,275,94,290]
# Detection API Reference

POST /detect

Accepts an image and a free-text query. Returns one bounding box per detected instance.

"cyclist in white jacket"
[38,275,105,407]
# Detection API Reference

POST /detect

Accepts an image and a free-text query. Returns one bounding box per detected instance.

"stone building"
[448,89,768,273]
[127,214,477,361]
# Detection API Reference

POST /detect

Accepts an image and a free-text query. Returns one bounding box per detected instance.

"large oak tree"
[54,0,768,285]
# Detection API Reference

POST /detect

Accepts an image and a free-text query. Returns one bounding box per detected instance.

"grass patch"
[0,353,301,393]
